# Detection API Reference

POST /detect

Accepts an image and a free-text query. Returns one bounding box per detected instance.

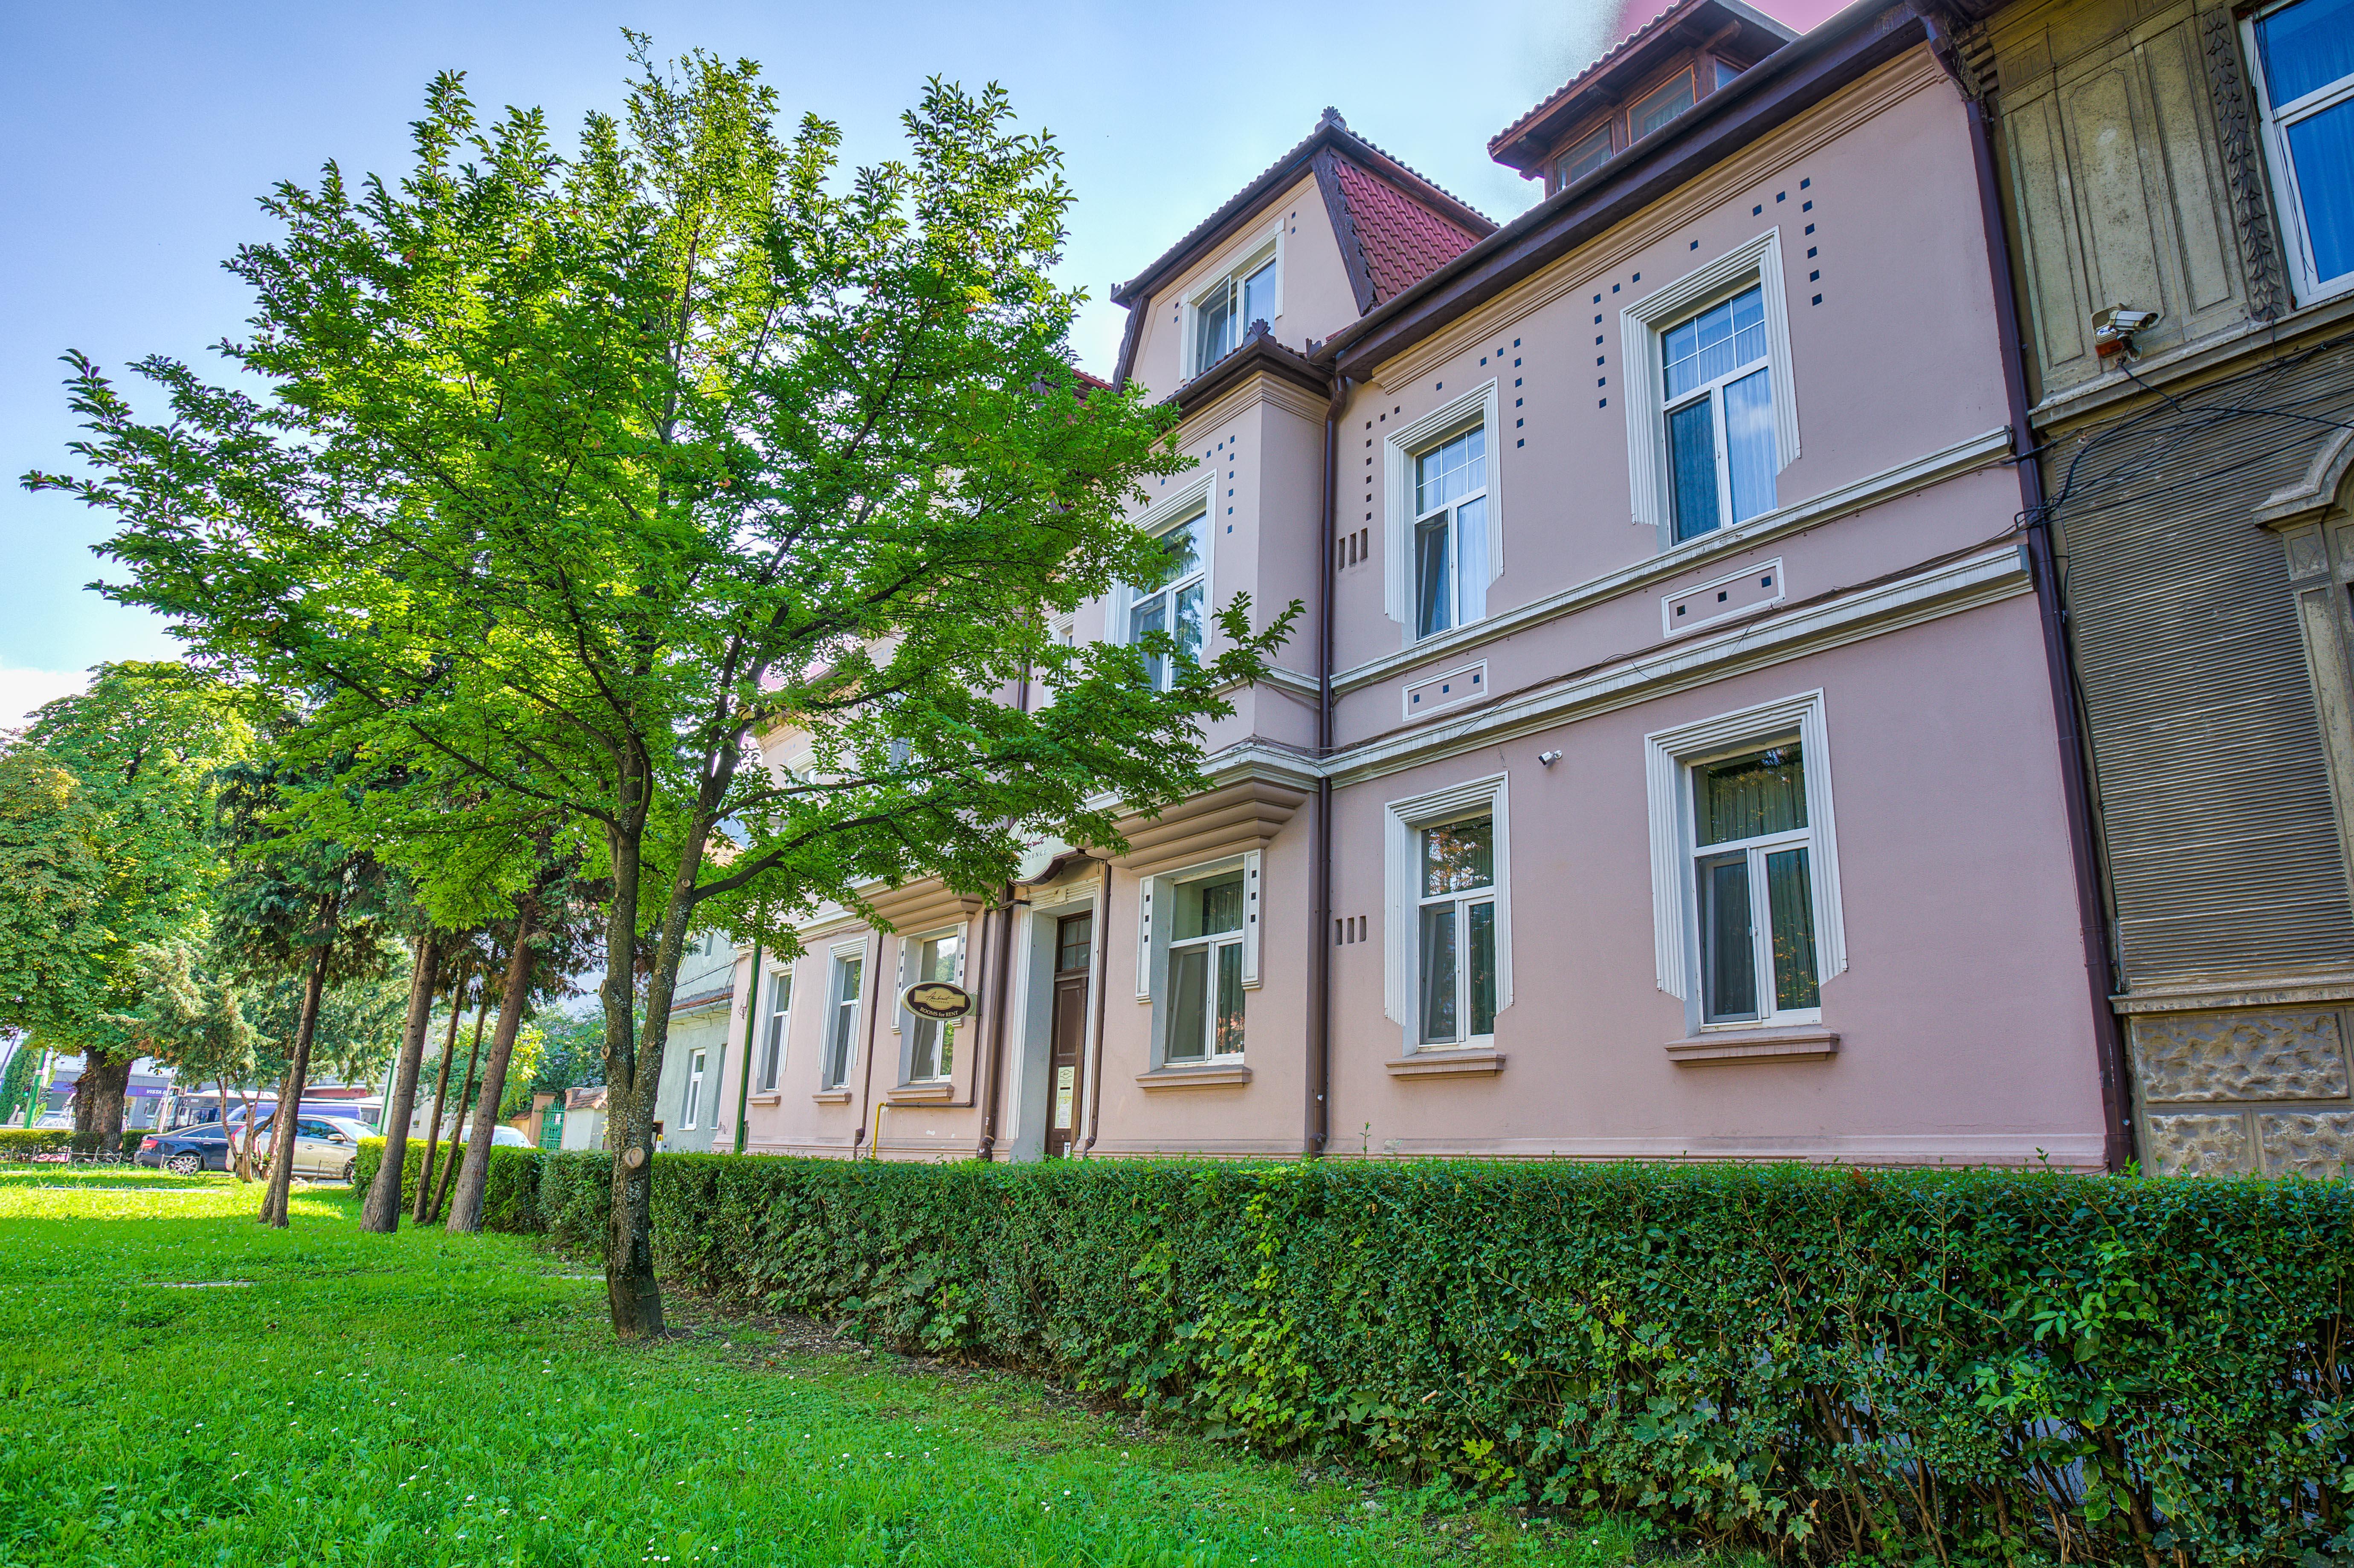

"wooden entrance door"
[1044,911,1092,1158]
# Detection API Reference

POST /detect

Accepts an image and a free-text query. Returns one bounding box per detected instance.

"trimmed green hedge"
[0,1127,148,1159]
[352,1137,542,1231]
[528,1153,2353,1564]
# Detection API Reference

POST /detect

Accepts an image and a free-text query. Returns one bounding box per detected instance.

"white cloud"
[0,665,90,732]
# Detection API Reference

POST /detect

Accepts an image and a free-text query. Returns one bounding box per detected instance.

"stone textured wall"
[2134,1006,2354,1175]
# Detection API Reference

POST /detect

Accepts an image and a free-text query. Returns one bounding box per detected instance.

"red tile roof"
[1329,156,1488,305]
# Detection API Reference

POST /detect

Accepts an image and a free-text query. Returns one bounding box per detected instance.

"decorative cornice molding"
[1335,425,2013,695]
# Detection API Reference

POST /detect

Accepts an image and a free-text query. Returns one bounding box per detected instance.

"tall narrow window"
[1129,512,1207,689]
[1690,743,1820,1025]
[1167,871,1246,1062]
[1662,285,1777,541]
[1412,426,1488,639]
[2249,0,2354,299]
[823,952,864,1089]
[682,1050,707,1130]
[757,971,791,1092]
[1416,815,1497,1046]
[907,930,961,1082]
[1194,252,1278,373]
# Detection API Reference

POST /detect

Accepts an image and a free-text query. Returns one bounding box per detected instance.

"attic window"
[1715,58,1742,90]
[1557,124,1614,185]
[1631,69,1696,141]
[1190,247,1279,377]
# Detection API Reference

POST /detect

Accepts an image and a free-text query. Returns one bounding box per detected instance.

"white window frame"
[2244,1,2354,304]
[757,969,792,1091]
[1136,851,1261,1004]
[1182,231,1284,379]
[1119,475,1217,690]
[1158,865,1252,1065]
[1384,382,1504,639]
[1644,690,1847,1024]
[1382,773,1512,1054]
[681,1049,707,1130]
[821,944,865,1091]
[898,923,968,1084]
[1621,231,1799,548]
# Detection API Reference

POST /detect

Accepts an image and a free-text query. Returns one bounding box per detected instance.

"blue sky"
[0,0,1823,724]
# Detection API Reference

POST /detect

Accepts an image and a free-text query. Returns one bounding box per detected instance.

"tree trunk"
[602,800,665,1339]
[361,930,441,1232]
[431,1018,485,1224]
[260,900,336,1229]
[417,975,484,1222]
[72,1050,134,1148]
[448,906,536,1234]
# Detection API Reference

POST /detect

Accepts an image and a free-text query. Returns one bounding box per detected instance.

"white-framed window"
[681,1049,707,1130]
[1165,869,1247,1063]
[1127,509,1208,689]
[1414,813,1498,1047]
[1383,383,1502,641]
[2246,0,2354,303]
[822,946,864,1090]
[757,970,791,1092]
[904,926,964,1082]
[1644,690,1847,1027]
[1382,774,1512,1053]
[1187,242,1280,377]
[1412,424,1490,640]
[1621,231,1799,549]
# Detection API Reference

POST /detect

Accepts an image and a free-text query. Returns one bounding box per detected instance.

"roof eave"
[1163,331,1329,420]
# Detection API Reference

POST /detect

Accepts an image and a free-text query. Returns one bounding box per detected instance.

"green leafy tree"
[29,43,1293,1334]
[0,1038,43,1125]
[0,665,250,1141]
[211,755,403,1222]
[103,936,256,1168]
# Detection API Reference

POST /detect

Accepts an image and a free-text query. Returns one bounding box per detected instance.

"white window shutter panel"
[1241,850,1263,988]
[1135,877,1155,1001]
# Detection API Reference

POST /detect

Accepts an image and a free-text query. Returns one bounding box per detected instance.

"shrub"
[519,1152,2354,1565]
[0,1127,85,1160]
[351,1137,542,1231]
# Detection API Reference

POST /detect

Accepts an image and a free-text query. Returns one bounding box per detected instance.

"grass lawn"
[0,1169,1657,1568]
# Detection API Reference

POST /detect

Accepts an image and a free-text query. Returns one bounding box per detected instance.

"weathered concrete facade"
[1980,0,2354,1173]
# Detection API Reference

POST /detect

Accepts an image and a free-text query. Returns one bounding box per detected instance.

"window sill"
[886,1082,955,1104]
[812,1090,853,1104]
[1386,1050,1506,1079]
[1135,1064,1253,1090]
[747,1092,782,1105]
[1664,1026,1838,1065]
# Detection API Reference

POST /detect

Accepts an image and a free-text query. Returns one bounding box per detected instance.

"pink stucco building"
[684,0,2127,1169]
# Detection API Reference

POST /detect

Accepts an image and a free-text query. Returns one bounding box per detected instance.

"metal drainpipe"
[1931,9,2135,1171]
[975,889,1016,1160]
[731,938,761,1155]
[1079,854,1113,1155]
[852,930,886,1158]
[1309,372,1350,1158]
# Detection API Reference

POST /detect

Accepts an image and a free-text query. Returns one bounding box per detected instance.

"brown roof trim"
[667,983,735,1016]
[1323,0,1941,379]
[1488,0,1796,174]
[1165,329,1328,419]
[1312,148,1381,317]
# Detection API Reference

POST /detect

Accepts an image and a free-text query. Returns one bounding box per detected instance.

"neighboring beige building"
[1972,0,2354,1172]
[719,0,2129,1169]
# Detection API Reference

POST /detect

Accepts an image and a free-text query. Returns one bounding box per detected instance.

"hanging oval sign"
[901,981,974,1021]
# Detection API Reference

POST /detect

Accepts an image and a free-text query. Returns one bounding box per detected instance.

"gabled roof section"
[1489,0,1796,176]
[1110,109,1495,385]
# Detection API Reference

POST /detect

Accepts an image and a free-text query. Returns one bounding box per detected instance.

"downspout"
[731,938,761,1155]
[1931,11,2134,1172]
[975,889,1016,1160]
[852,931,885,1157]
[1079,854,1113,1155]
[1309,372,1351,1158]
[976,662,1032,1161]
